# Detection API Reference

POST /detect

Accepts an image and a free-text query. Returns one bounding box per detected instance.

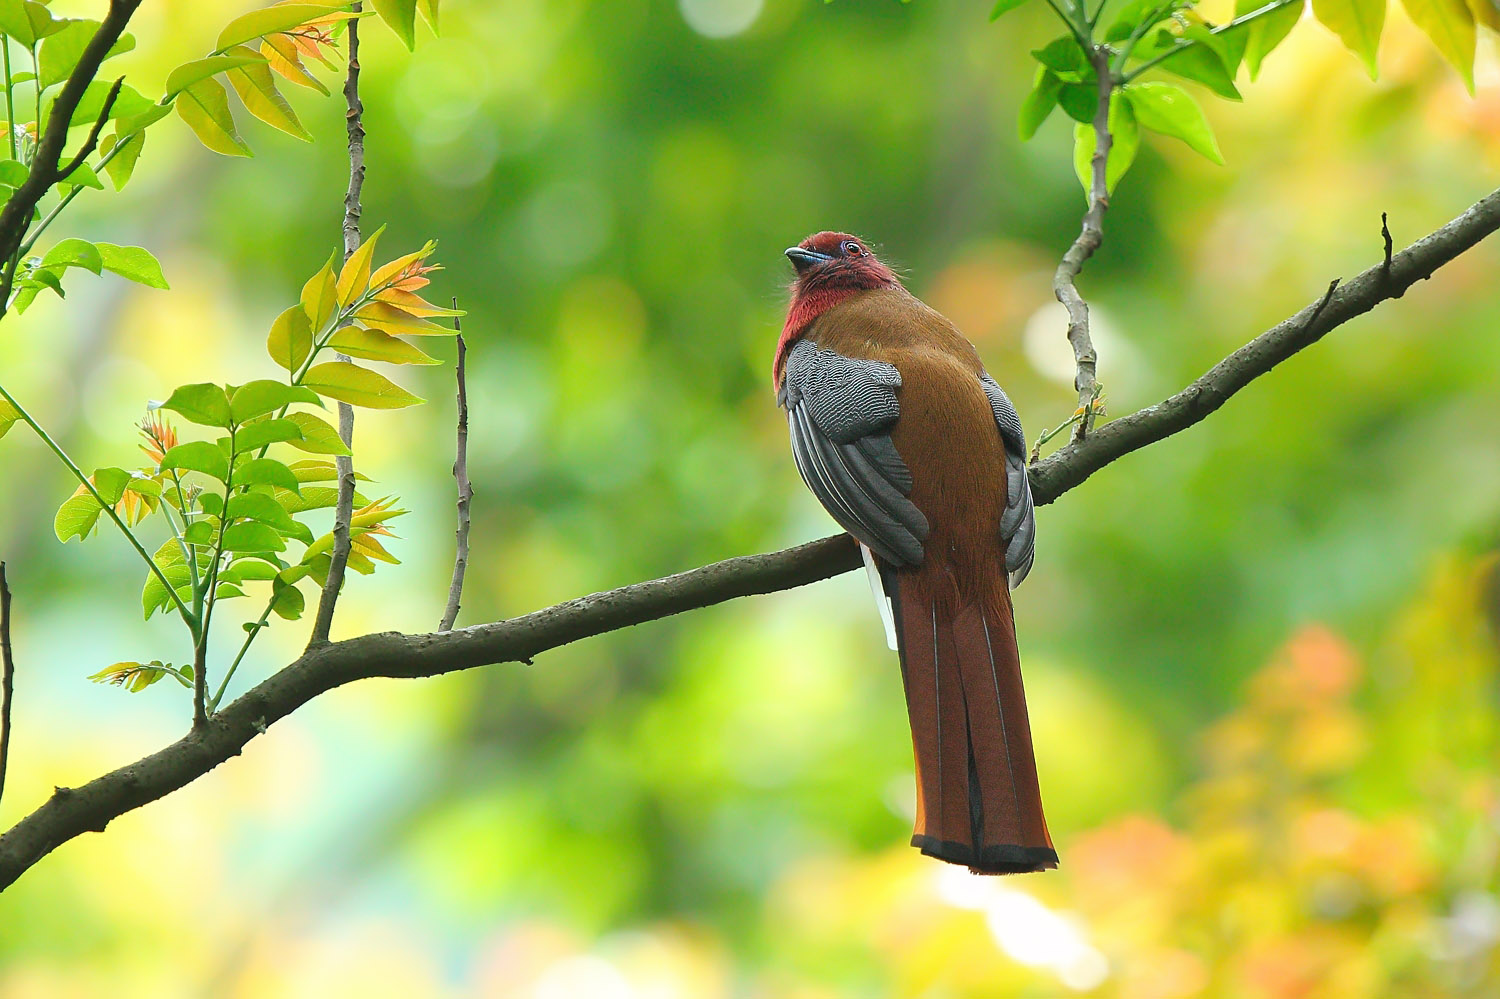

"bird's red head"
[775,232,900,385]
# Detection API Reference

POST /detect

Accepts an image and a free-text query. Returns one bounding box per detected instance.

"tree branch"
[439,307,471,632]
[0,562,13,811]
[1,186,1497,892]
[309,9,364,646]
[1054,45,1113,443]
[0,1,142,313]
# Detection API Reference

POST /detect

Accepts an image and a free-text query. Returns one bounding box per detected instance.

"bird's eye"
[841,240,862,256]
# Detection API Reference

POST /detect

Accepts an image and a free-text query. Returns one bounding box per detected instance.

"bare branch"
[439,305,471,632]
[1,186,1498,892]
[0,562,13,810]
[1053,45,1113,444]
[310,9,365,647]
[55,77,124,183]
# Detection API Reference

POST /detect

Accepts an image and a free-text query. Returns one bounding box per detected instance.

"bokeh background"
[3,0,1500,996]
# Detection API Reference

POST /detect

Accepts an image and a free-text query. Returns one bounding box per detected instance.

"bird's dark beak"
[785,246,831,274]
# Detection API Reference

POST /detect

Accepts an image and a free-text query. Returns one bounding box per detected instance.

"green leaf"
[991,0,1030,18]
[100,131,145,191]
[0,159,26,187]
[0,0,60,47]
[1469,0,1500,31]
[283,411,351,455]
[54,485,102,541]
[183,520,215,546]
[46,79,153,129]
[177,77,252,157]
[1105,0,1172,42]
[1241,0,1304,79]
[226,492,298,532]
[1072,93,1139,195]
[304,361,424,409]
[224,44,311,140]
[1123,81,1225,163]
[92,466,131,505]
[221,521,287,553]
[1402,0,1476,91]
[96,243,169,289]
[1019,67,1064,141]
[267,305,313,371]
[373,0,418,49]
[235,418,304,452]
[115,101,173,139]
[301,256,338,328]
[328,326,440,365]
[230,379,321,423]
[39,19,135,88]
[236,458,301,493]
[228,558,281,581]
[142,539,200,619]
[215,581,247,600]
[1031,36,1093,80]
[1148,27,1242,99]
[351,301,453,336]
[89,660,186,693]
[216,4,345,50]
[160,440,230,480]
[158,383,232,428]
[418,0,440,31]
[62,161,104,191]
[40,237,102,275]
[0,396,18,441]
[1058,83,1100,123]
[271,575,305,620]
[164,54,268,98]
[1311,0,1385,77]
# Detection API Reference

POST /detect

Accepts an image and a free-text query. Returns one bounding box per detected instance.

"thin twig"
[0,563,13,811]
[1053,45,1113,443]
[1380,212,1395,291]
[1,186,1498,893]
[310,7,365,647]
[439,303,471,632]
[55,76,123,182]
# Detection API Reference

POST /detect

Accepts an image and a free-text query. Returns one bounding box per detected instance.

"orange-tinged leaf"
[261,35,326,94]
[216,3,343,51]
[303,360,423,409]
[1468,0,1500,30]
[336,224,385,307]
[328,326,440,365]
[354,301,451,335]
[301,255,338,328]
[353,532,400,563]
[373,287,463,316]
[369,241,436,287]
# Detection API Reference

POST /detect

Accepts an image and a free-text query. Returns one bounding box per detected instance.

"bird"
[775,231,1054,875]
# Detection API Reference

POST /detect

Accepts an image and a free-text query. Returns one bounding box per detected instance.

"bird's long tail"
[886,567,1056,874]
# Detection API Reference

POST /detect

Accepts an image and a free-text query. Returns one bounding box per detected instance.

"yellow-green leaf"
[418,0,439,31]
[336,224,386,306]
[261,34,327,95]
[1311,0,1385,77]
[224,45,311,140]
[1240,0,1304,79]
[268,304,314,371]
[1123,81,1225,164]
[1468,0,1500,31]
[284,411,352,455]
[329,326,440,365]
[176,77,252,157]
[0,394,18,441]
[373,0,418,49]
[165,54,266,98]
[216,3,345,51]
[100,130,144,190]
[1402,0,1476,91]
[301,255,338,328]
[54,483,103,541]
[304,361,423,409]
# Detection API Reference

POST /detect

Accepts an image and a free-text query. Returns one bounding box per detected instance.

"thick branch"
[1053,45,1113,443]
[1,187,1498,891]
[0,562,13,810]
[310,10,364,646]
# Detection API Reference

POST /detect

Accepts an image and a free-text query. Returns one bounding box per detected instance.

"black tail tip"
[912,834,1058,875]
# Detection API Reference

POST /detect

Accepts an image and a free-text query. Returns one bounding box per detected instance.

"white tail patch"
[861,542,898,651]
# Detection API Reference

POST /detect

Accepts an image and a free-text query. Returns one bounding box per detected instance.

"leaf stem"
[15,133,134,260]
[192,430,236,727]
[0,382,198,632]
[209,596,274,713]
[1121,0,1300,82]
[2,37,15,162]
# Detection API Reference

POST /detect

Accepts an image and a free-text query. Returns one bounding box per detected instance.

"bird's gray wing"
[779,339,928,567]
[980,373,1036,587]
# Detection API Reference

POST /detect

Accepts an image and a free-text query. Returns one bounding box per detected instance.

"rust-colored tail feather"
[887,569,1055,874]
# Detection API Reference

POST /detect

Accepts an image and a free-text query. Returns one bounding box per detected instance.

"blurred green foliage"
[2,0,1500,995]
